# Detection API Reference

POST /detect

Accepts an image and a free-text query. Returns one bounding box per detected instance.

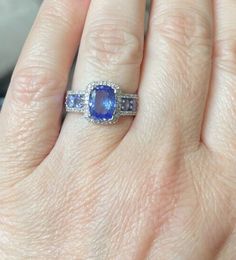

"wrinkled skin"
[0,0,236,259]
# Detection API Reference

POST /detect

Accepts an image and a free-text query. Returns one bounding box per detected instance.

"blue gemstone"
[89,85,116,121]
[131,99,137,112]
[67,94,84,109]
[67,95,76,108]
[121,98,137,112]
[121,98,130,111]
[75,94,84,109]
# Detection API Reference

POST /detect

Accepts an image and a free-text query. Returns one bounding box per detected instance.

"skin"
[0,0,236,258]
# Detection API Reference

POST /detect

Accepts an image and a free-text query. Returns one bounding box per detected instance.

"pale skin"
[0,0,236,258]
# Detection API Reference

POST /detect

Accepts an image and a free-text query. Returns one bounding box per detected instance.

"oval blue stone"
[89,85,116,121]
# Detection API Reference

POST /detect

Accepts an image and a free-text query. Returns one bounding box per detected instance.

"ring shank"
[66,91,138,115]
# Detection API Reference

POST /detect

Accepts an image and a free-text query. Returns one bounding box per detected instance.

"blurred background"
[0,0,42,108]
[0,0,150,109]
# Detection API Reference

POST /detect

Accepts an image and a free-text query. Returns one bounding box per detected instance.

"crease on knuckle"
[11,66,66,105]
[40,0,78,30]
[84,22,143,67]
[215,38,236,75]
[150,7,211,50]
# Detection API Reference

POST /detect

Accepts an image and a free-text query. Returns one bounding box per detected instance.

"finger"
[0,0,89,184]
[202,1,236,158]
[61,0,146,155]
[137,0,213,147]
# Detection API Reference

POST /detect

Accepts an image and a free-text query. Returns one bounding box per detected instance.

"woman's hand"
[0,0,236,259]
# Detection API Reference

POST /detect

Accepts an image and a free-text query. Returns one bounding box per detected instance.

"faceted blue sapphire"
[66,94,84,109]
[67,95,76,108]
[89,85,116,121]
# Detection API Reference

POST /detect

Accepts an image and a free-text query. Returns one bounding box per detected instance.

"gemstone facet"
[66,94,84,110]
[121,97,137,112]
[89,85,116,121]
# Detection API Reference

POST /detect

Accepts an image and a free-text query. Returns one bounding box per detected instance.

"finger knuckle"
[11,66,66,105]
[40,0,78,29]
[83,21,143,68]
[150,7,211,50]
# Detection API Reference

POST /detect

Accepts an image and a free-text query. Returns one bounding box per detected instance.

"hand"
[0,0,236,259]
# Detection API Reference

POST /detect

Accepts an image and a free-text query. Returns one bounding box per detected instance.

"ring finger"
[61,0,146,157]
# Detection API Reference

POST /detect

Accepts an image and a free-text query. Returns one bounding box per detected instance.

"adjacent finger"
[137,0,213,147]
[202,1,236,158]
[0,0,89,185]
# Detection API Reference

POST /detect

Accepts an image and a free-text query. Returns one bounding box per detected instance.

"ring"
[65,81,138,125]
